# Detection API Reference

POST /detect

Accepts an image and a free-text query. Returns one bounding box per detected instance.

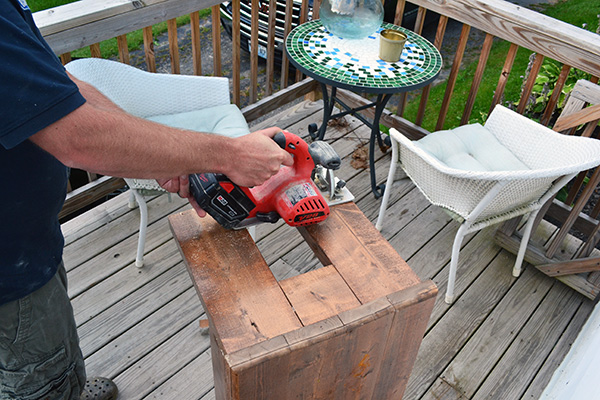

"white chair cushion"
[414,123,530,172]
[147,104,250,138]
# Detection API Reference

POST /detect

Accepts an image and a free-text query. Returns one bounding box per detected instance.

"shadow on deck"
[62,99,596,400]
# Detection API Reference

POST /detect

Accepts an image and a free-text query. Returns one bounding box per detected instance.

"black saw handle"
[308,141,341,170]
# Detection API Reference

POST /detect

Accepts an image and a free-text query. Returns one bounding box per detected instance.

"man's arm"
[29,77,293,188]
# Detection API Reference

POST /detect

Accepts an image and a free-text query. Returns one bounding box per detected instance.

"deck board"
[60,98,597,399]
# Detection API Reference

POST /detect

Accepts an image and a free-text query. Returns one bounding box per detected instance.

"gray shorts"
[0,262,86,400]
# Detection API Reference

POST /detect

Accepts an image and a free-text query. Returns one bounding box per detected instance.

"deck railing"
[34,0,600,220]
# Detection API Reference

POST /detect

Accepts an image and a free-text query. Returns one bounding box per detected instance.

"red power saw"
[189,131,350,229]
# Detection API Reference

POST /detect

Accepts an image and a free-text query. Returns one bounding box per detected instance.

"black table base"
[309,83,392,198]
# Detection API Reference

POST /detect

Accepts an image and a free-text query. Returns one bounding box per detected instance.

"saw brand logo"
[198,174,210,183]
[295,211,325,222]
[216,195,228,206]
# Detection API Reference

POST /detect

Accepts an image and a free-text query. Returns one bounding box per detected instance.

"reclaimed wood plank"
[373,281,438,399]
[224,282,436,400]
[299,202,422,304]
[279,265,361,325]
[274,179,420,277]
[169,211,302,354]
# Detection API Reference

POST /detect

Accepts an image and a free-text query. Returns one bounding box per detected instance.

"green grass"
[29,0,210,59]
[402,0,599,131]
[28,0,76,12]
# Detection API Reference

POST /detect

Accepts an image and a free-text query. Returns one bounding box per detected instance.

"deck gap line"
[63,193,163,250]
[66,199,190,275]
[119,316,213,399]
[394,218,454,264]
[83,288,203,372]
[68,230,185,300]
[74,257,190,330]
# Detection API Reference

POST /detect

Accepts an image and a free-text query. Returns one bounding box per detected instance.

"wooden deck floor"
[61,99,597,400]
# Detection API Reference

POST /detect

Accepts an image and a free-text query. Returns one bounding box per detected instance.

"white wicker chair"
[65,58,250,267]
[376,105,600,304]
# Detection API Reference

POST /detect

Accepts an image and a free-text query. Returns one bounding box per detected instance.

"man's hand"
[157,175,206,217]
[222,127,294,187]
[157,127,293,217]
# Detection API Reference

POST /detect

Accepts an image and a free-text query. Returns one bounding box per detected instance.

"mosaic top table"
[285,20,442,198]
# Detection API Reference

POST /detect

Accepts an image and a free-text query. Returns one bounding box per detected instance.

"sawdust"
[327,116,350,128]
[350,144,369,170]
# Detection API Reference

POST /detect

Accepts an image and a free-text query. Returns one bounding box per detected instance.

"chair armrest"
[65,58,231,117]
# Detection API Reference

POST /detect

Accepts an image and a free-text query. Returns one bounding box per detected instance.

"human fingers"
[178,175,191,198]
[280,149,294,166]
[156,177,180,193]
[256,130,294,167]
[188,196,206,218]
[256,126,282,138]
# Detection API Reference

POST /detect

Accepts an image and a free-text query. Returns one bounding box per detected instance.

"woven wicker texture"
[66,58,230,118]
[65,58,237,192]
[393,105,600,224]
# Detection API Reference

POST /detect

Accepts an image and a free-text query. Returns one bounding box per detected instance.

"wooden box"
[169,202,437,399]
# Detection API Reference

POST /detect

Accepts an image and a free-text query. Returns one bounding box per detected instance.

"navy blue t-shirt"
[0,0,86,304]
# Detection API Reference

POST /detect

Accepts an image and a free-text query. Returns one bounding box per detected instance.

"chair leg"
[128,190,137,209]
[446,224,468,304]
[131,189,148,268]
[512,211,539,277]
[376,140,398,231]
